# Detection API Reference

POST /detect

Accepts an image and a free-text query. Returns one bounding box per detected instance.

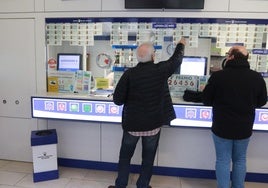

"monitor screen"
[178,56,208,76]
[57,53,82,72]
[125,0,205,9]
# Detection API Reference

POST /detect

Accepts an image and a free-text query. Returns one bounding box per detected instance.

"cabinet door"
[45,0,101,12]
[48,120,101,161]
[0,117,37,161]
[101,123,158,165]
[0,0,35,12]
[0,19,36,118]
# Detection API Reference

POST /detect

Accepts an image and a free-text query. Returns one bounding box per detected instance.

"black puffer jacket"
[203,59,267,139]
[113,43,184,131]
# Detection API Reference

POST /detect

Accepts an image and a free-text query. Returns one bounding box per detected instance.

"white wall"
[230,0,268,12]
[44,0,101,12]
[0,17,38,162]
[0,0,35,12]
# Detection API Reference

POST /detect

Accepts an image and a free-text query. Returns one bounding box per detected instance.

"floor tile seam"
[82,172,117,183]
[70,177,114,183]
[0,169,32,175]
[62,178,73,188]
[14,173,31,187]
[0,169,30,175]
[64,178,117,188]
[81,178,116,184]
[0,160,14,169]
[178,176,182,188]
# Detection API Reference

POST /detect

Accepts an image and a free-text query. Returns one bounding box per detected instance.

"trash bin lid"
[31,129,58,146]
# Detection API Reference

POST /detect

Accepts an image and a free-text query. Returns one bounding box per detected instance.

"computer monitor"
[57,53,82,72]
[178,56,208,76]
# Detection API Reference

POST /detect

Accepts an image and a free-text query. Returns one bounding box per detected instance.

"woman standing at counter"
[202,45,267,188]
[109,37,186,188]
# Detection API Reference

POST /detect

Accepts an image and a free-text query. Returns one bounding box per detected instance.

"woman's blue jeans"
[115,130,160,188]
[212,133,250,188]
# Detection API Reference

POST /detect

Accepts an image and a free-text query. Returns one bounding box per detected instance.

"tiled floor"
[0,159,267,188]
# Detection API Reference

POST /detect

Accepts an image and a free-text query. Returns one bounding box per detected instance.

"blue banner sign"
[31,97,268,131]
[46,18,268,25]
[152,23,177,29]
[252,49,268,55]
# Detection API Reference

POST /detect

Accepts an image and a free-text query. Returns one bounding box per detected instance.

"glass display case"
[40,17,268,131]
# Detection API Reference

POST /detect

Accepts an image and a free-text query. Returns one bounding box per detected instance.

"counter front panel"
[31,96,268,131]
[32,96,122,123]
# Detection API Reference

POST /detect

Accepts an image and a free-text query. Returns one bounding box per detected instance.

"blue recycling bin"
[31,129,59,182]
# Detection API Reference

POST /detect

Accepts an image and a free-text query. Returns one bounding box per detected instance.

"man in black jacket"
[203,45,267,188]
[108,37,185,188]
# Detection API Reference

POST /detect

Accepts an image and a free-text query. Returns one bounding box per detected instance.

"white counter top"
[37,92,205,105]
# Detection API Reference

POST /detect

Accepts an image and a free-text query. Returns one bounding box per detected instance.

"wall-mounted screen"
[125,0,205,9]
[178,56,208,76]
[57,53,82,72]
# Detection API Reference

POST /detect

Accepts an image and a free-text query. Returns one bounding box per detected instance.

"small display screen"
[179,56,207,76]
[57,53,82,72]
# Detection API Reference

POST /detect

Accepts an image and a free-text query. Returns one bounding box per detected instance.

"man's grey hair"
[136,42,155,63]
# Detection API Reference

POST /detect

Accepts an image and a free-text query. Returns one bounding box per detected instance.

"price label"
[168,74,198,97]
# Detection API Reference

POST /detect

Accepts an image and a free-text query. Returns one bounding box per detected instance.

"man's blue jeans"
[115,130,160,188]
[212,133,250,188]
